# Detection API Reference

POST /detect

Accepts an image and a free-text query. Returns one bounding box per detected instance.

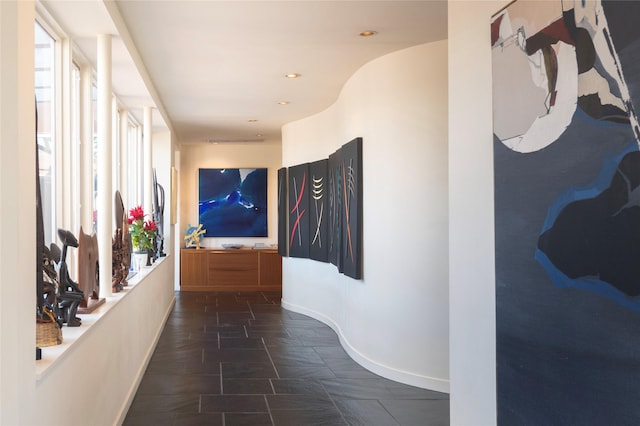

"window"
[92,82,98,227]
[35,21,57,246]
[70,62,81,232]
[128,119,141,207]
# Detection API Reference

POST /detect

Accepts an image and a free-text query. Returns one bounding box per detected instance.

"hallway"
[123,291,449,425]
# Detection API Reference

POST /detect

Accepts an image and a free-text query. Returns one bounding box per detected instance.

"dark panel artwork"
[198,168,267,237]
[288,163,310,258]
[309,159,328,262]
[328,150,343,270]
[277,167,288,257]
[492,1,640,424]
[339,138,363,279]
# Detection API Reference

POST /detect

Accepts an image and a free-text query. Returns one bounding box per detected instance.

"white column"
[119,109,129,207]
[143,106,153,216]
[97,34,112,298]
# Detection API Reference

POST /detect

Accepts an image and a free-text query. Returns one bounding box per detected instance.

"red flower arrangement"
[128,206,157,251]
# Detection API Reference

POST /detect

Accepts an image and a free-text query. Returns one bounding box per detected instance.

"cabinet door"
[259,251,282,287]
[180,250,208,290]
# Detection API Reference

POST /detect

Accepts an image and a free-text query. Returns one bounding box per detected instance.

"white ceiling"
[39,0,447,144]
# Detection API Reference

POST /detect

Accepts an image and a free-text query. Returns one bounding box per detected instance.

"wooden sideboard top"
[181,247,278,253]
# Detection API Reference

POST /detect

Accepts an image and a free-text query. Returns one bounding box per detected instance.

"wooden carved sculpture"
[121,213,132,281]
[112,228,125,292]
[77,226,103,314]
[114,190,131,286]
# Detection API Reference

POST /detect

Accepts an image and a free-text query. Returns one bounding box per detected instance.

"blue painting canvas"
[198,168,267,237]
[492,1,640,424]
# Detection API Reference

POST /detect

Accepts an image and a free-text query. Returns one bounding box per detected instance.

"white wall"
[281,41,450,392]
[448,1,509,424]
[179,141,282,248]
[0,2,37,423]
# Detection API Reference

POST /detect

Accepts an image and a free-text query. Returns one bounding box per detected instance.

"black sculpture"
[41,246,62,327]
[152,169,166,259]
[36,98,47,327]
[113,190,131,289]
[51,229,84,327]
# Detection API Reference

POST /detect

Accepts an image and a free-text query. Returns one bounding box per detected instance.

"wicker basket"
[36,321,62,347]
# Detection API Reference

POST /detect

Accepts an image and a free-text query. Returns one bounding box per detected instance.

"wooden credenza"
[180,248,282,292]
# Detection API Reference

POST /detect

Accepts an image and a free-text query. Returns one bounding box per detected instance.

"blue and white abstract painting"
[492,1,640,424]
[198,168,267,237]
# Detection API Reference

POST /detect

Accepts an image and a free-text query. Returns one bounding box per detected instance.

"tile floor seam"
[262,337,281,379]
[247,300,256,320]
[263,393,276,426]
[219,362,224,395]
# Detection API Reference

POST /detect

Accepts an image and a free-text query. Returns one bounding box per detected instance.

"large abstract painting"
[309,159,328,262]
[198,168,267,237]
[277,167,288,256]
[492,1,640,424]
[328,150,343,270]
[288,163,310,258]
[340,138,363,279]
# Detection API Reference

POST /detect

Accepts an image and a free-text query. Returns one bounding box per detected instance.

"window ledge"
[35,256,168,381]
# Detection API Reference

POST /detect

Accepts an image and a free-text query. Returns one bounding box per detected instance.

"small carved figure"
[112,228,124,292]
[52,229,84,327]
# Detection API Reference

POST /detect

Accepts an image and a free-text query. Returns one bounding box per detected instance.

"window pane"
[71,63,81,230]
[128,121,139,207]
[92,83,98,227]
[35,21,56,246]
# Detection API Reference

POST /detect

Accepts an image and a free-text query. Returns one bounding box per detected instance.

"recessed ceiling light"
[277,101,289,105]
[285,73,301,79]
[248,119,258,122]
[359,30,378,37]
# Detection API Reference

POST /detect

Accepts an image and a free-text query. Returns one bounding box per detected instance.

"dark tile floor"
[123,291,449,426]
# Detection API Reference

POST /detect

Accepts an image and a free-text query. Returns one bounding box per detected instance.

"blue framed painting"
[492,1,640,424]
[198,168,267,237]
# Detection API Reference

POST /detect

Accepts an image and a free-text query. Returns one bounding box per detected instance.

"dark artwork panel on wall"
[198,168,267,237]
[492,1,640,424]
[288,163,310,258]
[309,159,328,262]
[328,150,343,270]
[340,137,363,279]
[277,167,288,257]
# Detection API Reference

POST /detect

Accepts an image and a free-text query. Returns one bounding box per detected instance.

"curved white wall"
[281,41,449,392]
